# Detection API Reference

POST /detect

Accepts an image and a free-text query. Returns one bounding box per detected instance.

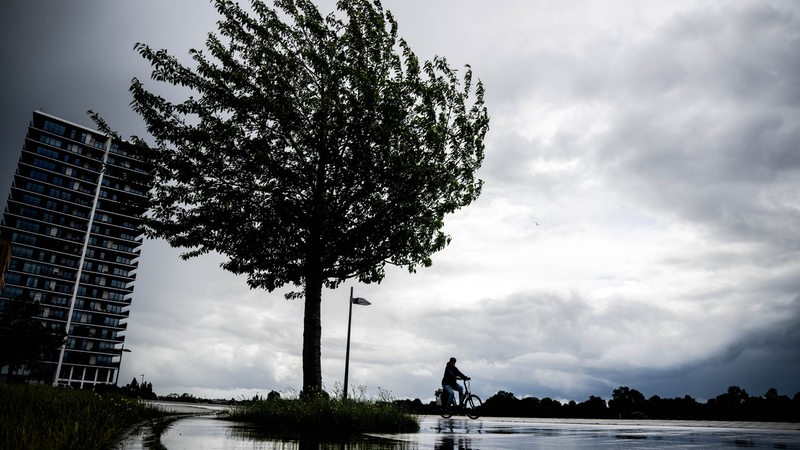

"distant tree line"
[394,385,800,422]
[121,377,157,400]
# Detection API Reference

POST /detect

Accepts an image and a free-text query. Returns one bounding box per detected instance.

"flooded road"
[117,404,800,450]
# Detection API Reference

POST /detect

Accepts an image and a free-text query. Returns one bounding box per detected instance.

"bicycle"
[436,379,482,419]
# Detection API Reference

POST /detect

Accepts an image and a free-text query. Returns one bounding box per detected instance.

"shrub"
[222,394,419,437]
[0,383,164,450]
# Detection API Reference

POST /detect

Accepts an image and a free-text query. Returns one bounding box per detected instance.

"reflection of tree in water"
[435,436,473,450]
[226,426,419,449]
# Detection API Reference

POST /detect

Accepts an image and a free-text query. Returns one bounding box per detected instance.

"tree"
[0,298,65,381]
[609,386,646,418]
[123,377,158,399]
[482,391,520,416]
[108,0,489,394]
[575,395,608,418]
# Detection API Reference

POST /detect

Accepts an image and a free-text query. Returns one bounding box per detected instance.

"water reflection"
[227,424,418,450]
[434,436,473,450]
[433,418,483,435]
[161,416,419,450]
[155,415,800,450]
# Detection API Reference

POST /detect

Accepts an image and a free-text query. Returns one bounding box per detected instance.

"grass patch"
[221,394,420,437]
[0,383,166,450]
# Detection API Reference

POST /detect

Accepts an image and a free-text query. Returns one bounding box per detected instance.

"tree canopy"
[0,298,65,380]
[117,0,489,393]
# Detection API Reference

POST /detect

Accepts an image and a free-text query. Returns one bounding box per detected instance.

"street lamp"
[343,286,371,400]
[114,345,132,385]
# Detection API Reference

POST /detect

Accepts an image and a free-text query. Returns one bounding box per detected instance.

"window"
[21,194,42,206]
[11,246,34,258]
[43,120,66,136]
[24,182,45,193]
[106,291,125,301]
[4,273,21,285]
[30,170,49,182]
[36,146,60,159]
[11,232,37,245]
[22,262,43,274]
[119,232,137,241]
[114,256,131,265]
[40,135,62,147]
[67,143,84,154]
[2,286,24,298]
[18,207,39,219]
[15,219,40,233]
[33,158,57,171]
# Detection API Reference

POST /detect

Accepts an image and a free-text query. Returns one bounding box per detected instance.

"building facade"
[0,111,149,388]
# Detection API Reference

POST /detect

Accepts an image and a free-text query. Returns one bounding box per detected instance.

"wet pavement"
[115,403,800,449]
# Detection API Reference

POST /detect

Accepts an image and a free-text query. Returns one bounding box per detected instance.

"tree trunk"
[302,273,323,395]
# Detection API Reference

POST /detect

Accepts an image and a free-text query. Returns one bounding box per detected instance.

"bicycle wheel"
[439,395,453,418]
[464,394,482,419]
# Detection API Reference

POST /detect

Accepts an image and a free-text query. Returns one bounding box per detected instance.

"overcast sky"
[2,0,799,403]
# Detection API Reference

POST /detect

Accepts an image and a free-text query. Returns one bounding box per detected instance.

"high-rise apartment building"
[0,111,149,388]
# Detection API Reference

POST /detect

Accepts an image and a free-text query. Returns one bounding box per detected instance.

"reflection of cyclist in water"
[441,357,470,411]
[435,436,473,450]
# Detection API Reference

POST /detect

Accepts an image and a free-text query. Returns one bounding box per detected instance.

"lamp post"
[343,286,371,400]
[114,345,132,385]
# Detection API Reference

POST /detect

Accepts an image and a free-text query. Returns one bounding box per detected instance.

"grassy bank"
[0,383,165,450]
[222,394,420,436]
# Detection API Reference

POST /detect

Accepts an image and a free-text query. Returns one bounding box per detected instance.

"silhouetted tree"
[707,385,750,419]
[0,298,65,380]
[105,0,488,395]
[748,387,795,422]
[609,386,646,419]
[519,396,542,416]
[401,385,798,421]
[645,394,703,420]
[482,391,520,416]
[123,377,157,399]
[575,395,608,418]
[539,397,563,417]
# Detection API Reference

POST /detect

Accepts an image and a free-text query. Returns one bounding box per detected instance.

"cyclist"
[441,357,470,411]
